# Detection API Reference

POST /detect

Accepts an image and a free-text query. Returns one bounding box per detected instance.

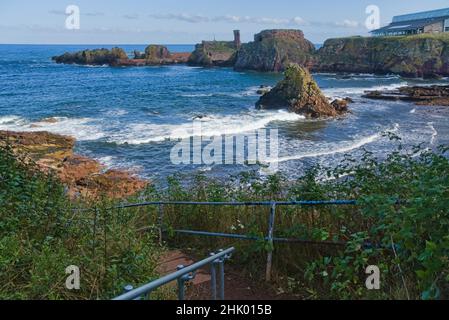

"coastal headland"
[52,30,449,78]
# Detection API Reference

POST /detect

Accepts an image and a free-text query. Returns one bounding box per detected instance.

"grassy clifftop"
[234,29,316,72]
[314,33,449,77]
[188,41,238,67]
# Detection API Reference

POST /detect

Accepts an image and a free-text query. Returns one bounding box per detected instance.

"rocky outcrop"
[256,64,349,118]
[313,34,449,78]
[0,130,148,199]
[188,41,238,67]
[363,85,449,106]
[53,45,191,67]
[144,45,171,64]
[234,30,316,72]
[52,47,129,66]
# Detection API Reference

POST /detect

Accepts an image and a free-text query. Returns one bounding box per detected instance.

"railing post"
[217,249,225,300]
[266,202,276,282]
[158,204,164,246]
[177,265,186,300]
[210,253,217,300]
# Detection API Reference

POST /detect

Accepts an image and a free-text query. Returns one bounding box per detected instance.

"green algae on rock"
[52,47,129,66]
[256,64,348,118]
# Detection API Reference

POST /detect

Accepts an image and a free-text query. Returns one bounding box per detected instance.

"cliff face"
[313,34,449,78]
[188,41,238,67]
[234,30,316,72]
[256,64,347,118]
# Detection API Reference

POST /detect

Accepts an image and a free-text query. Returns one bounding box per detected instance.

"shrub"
[0,144,164,300]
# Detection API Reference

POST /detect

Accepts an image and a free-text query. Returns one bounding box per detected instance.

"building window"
[445,27,449,32]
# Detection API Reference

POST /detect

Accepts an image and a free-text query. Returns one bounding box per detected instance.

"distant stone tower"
[233,30,241,49]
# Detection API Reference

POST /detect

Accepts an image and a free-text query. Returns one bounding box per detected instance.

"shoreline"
[0,130,148,199]
[50,31,449,78]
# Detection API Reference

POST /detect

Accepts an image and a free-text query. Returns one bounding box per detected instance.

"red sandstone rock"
[0,130,148,200]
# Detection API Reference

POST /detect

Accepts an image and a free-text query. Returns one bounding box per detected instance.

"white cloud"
[335,19,359,28]
[48,10,66,16]
[150,13,303,25]
[291,17,308,26]
[148,13,360,29]
[123,14,140,20]
[149,13,209,23]
[48,10,104,17]
[84,12,105,17]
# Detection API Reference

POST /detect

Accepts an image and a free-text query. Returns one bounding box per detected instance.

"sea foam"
[109,110,305,145]
[268,123,400,163]
[0,116,105,141]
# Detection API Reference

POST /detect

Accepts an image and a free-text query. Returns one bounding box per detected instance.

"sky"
[1,0,449,44]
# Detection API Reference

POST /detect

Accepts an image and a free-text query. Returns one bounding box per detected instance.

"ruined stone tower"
[233,30,241,49]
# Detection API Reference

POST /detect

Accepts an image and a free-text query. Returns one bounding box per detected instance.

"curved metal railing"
[114,247,235,301]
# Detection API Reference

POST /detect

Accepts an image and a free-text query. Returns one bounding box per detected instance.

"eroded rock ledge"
[0,130,148,199]
[256,64,350,118]
[363,85,449,106]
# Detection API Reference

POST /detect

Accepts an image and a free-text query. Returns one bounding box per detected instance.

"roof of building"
[392,7,449,23]
[371,16,448,34]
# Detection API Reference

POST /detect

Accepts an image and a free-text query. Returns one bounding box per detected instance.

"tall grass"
[0,144,167,300]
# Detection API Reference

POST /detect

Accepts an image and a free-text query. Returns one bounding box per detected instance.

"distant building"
[371,7,449,36]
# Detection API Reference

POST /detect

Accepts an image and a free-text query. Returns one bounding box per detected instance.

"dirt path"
[157,250,297,300]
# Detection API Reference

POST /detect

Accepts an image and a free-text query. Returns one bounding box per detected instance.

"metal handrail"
[113,247,235,301]
[85,200,357,282]
[114,200,357,209]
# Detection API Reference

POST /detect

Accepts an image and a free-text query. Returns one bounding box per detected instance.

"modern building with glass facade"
[371,7,449,36]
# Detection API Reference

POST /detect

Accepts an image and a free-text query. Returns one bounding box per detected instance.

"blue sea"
[1,44,448,183]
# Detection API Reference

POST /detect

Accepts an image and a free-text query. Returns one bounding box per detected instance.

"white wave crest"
[428,122,438,145]
[0,115,24,125]
[110,110,305,145]
[323,82,408,100]
[0,116,105,141]
[268,123,400,163]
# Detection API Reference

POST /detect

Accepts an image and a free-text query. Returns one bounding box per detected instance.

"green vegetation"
[378,33,449,43]
[0,144,167,300]
[52,48,128,65]
[235,30,315,72]
[317,33,449,77]
[203,41,236,53]
[1,136,448,300]
[188,41,237,66]
[145,138,449,300]
[144,45,170,62]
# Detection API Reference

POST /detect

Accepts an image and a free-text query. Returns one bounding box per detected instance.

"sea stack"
[256,64,349,118]
[234,29,316,72]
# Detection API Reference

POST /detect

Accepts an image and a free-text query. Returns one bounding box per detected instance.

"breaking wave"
[323,82,408,99]
[0,116,105,141]
[268,123,400,163]
[109,110,305,145]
